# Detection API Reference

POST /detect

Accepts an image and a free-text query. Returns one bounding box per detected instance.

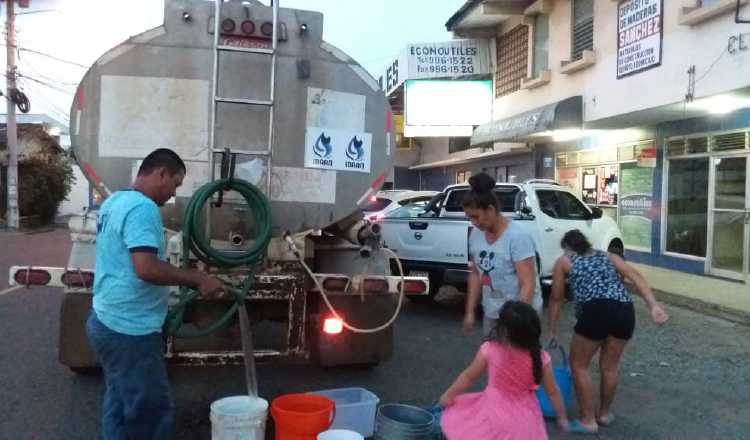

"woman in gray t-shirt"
[462,173,543,336]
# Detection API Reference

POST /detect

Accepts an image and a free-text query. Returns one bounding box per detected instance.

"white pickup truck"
[379,180,624,299]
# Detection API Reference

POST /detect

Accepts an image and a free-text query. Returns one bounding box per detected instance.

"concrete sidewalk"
[633,263,750,325]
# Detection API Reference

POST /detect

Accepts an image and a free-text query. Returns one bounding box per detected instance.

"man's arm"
[131,252,223,298]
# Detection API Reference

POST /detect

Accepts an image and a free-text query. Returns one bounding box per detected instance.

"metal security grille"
[687,137,709,154]
[495,25,529,98]
[572,0,594,60]
[666,139,687,157]
[712,131,748,151]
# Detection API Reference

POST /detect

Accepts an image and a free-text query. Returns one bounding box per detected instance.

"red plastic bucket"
[271,393,336,440]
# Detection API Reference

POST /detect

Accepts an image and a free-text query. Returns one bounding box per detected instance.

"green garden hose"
[164,178,272,338]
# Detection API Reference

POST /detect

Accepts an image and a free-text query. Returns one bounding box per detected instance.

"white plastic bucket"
[210,395,268,440]
[317,429,365,440]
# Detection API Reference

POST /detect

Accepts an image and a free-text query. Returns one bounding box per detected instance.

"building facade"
[431,0,750,283]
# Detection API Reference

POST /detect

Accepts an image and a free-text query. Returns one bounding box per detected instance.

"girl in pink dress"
[439,301,570,439]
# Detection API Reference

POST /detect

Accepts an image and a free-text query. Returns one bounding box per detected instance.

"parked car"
[363,190,439,221]
[378,179,625,299]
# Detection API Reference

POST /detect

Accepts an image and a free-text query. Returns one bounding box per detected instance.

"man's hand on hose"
[197,274,225,300]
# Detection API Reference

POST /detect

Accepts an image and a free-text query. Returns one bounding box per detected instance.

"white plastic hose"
[291,243,406,334]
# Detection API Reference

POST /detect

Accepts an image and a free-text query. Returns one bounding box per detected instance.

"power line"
[17,79,72,116]
[18,73,76,95]
[19,47,89,69]
[0,43,88,68]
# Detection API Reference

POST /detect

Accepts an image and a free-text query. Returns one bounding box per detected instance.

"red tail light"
[399,280,428,294]
[13,269,51,286]
[260,21,273,36]
[322,277,349,291]
[323,317,343,335]
[241,20,255,34]
[363,278,388,294]
[221,18,236,33]
[62,270,95,288]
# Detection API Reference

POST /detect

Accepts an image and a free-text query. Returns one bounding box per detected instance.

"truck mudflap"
[9,265,428,369]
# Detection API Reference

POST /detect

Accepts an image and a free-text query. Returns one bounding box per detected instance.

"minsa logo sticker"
[345,136,365,170]
[313,132,333,166]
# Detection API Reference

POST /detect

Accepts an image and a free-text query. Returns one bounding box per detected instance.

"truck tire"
[411,270,443,303]
[608,239,625,258]
[59,292,99,370]
[69,366,101,376]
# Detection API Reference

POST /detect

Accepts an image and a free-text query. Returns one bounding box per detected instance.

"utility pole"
[4,0,19,229]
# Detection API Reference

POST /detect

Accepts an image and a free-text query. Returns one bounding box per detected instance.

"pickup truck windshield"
[443,187,520,213]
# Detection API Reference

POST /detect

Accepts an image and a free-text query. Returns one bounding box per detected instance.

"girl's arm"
[439,348,488,406]
[547,257,569,342]
[608,254,669,325]
[541,362,570,432]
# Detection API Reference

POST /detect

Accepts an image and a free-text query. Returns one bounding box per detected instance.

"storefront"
[555,140,659,252]
[663,125,750,282]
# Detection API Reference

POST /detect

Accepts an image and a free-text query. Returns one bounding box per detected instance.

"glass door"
[708,155,749,281]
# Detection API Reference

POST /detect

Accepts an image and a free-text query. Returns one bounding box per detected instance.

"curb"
[655,289,750,327]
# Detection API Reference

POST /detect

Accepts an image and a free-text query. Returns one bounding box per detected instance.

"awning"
[409,144,531,170]
[471,96,582,145]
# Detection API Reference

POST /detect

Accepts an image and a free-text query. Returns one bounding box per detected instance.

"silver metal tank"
[70,0,392,237]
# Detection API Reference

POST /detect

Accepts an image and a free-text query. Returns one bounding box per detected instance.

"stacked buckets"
[375,404,434,440]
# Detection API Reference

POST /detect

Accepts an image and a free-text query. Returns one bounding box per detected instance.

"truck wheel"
[69,366,101,376]
[408,271,442,303]
[608,239,625,258]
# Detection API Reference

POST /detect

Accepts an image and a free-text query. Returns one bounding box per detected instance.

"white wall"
[491,0,750,123]
[58,165,89,217]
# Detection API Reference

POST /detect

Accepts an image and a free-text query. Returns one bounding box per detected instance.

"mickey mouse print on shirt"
[477,250,495,289]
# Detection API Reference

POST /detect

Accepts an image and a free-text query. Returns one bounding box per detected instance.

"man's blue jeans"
[86,312,173,440]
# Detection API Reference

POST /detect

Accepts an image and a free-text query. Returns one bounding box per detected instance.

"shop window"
[715,157,746,210]
[496,25,529,98]
[532,14,549,78]
[449,137,472,154]
[571,0,594,61]
[666,158,709,257]
[456,170,472,184]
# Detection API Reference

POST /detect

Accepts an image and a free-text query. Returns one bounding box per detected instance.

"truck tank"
[70,0,392,237]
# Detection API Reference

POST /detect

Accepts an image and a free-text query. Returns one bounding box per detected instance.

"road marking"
[0,285,22,296]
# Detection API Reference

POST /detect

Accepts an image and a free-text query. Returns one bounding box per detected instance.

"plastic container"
[271,393,336,440]
[374,404,434,440]
[536,345,574,418]
[310,388,379,437]
[317,429,364,440]
[210,395,268,440]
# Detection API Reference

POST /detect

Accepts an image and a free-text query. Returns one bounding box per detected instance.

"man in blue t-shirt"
[86,148,224,439]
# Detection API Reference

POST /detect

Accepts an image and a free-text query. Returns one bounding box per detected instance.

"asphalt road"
[1,229,749,439]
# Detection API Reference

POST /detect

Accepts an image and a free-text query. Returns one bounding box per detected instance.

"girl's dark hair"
[561,229,593,255]
[490,301,543,384]
[462,172,499,211]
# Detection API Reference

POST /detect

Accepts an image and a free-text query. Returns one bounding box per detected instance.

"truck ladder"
[208,0,279,195]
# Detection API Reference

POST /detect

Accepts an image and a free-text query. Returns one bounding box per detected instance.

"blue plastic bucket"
[536,345,573,418]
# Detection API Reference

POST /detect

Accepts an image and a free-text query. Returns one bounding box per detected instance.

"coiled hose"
[164,178,271,338]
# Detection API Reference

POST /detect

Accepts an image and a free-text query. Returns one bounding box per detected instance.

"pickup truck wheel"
[608,239,625,258]
[69,366,101,376]
[410,271,443,303]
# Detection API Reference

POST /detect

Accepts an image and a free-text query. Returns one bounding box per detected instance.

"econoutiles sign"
[379,39,492,96]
